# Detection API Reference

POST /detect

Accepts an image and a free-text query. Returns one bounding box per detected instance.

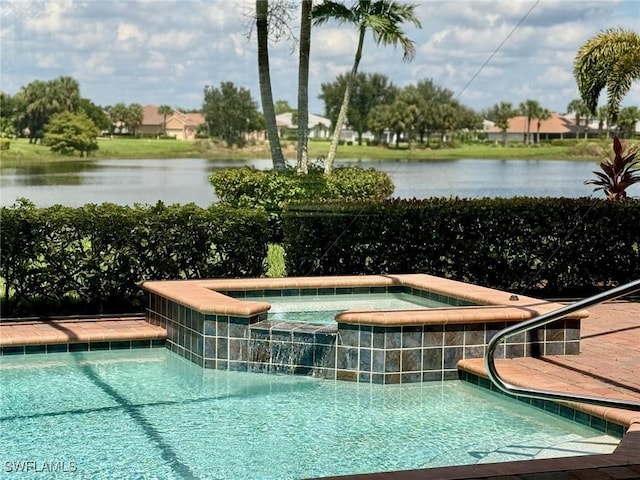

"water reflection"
[1,157,636,208]
[2,160,102,186]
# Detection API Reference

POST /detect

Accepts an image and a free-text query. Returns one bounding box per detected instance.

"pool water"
[253,292,456,324]
[0,349,619,480]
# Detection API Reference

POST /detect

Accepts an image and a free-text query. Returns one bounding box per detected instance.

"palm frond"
[311,1,357,27]
[573,28,640,119]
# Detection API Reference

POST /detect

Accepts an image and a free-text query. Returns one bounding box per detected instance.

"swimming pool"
[0,348,619,480]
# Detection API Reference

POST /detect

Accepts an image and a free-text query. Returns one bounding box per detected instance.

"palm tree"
[126,103,144,136]
[296,0,312,174]
[567,98,590,139]
[616,106,640,139]
[256,0,286,171]
[519,99,540,145]
[535,108,551,144]
[157,105,173,136]
[51,76,80,113]
[596,106,610,138]
[574,27,640,123]
[489,101,516,146]
[312,0,421,174]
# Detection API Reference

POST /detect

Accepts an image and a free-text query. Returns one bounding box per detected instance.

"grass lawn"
[0,136,611,165]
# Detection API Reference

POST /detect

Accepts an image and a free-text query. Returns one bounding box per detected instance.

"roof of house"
[142,104,204,127]
[485,112,578,134]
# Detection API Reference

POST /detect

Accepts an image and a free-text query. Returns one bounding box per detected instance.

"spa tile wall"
[146,292,580,384]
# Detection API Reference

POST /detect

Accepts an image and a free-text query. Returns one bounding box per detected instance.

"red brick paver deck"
[458,301,640,428]
[0,315,166,347]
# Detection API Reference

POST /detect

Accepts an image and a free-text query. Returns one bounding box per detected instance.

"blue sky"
[1,0,639,116]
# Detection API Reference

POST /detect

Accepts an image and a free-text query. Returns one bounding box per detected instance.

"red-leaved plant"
[585,136,640,201]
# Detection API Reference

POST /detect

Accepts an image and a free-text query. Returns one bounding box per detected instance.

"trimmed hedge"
[1,200,269,317]
[210,165,394,241]
[282,197,640,296]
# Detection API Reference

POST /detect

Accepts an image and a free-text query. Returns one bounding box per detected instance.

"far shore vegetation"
[0,135,616,165]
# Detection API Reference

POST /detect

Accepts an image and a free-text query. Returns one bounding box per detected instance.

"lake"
[1,158,633,208]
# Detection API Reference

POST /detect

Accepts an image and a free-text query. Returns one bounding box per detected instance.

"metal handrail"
[485,278,640,411]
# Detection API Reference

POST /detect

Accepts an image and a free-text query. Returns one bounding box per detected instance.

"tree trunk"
[296,0,312,174]
[256,0,286,171]
[324,26,365,175]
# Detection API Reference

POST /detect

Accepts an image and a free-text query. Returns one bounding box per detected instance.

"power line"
[455,0,540,101]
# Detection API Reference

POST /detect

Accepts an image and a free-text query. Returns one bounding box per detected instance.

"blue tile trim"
[459,370,624,438]
[0,339,165,356]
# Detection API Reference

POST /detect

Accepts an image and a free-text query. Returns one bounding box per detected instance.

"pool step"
[0,316,167,355]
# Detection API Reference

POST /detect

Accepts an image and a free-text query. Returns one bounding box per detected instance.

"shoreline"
[0,136,613,164]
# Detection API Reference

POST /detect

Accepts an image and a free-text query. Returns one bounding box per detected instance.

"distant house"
[485,113,578,143]
[139,105,205,140]
[275,112,332,139]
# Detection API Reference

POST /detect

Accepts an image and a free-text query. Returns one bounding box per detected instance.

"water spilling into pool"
[249,291,456,324]
[0,349,619,479]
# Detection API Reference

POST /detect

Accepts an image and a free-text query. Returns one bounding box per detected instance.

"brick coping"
[0,316,166,347]
[140,274,588,326]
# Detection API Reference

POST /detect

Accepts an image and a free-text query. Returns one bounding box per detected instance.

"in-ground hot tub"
[141,274,587,383]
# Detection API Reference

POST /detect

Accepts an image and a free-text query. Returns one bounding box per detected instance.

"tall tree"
[79,98,110,132]
[535,108,551,144]
[488,102,516,146]
[616,106,640,139]
[0,92,18,137]
[366,104,390,143]
[320,72,396,146]
[574,27,640,123]
[567,98,591,139]
[519,99,540,144]
[108,103,129,134]
[14,77,81,143]
[296,0,312,174]
[158,105,173,135]
[596,106,610,138]
[256,0,286,171]
[202,81,263,147]
[312,0,421,174]
[126,103,144,136]
[274,100,294,115]
[50,76,81,113]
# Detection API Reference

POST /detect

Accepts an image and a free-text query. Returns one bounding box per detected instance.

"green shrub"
[0,138,9,150]
[282,197,640,296]
[0,200,269,317]
[210,165,394,241]
[567,141,607,158]
[43,111,99,157]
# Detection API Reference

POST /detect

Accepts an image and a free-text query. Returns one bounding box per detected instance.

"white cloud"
[148,31,197,50]
[82,52,116,77]
[313,28,357,59]
[1,0,638,116]
[537,66,573,87]
[23,0,74,34]
[116,22,145,44]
